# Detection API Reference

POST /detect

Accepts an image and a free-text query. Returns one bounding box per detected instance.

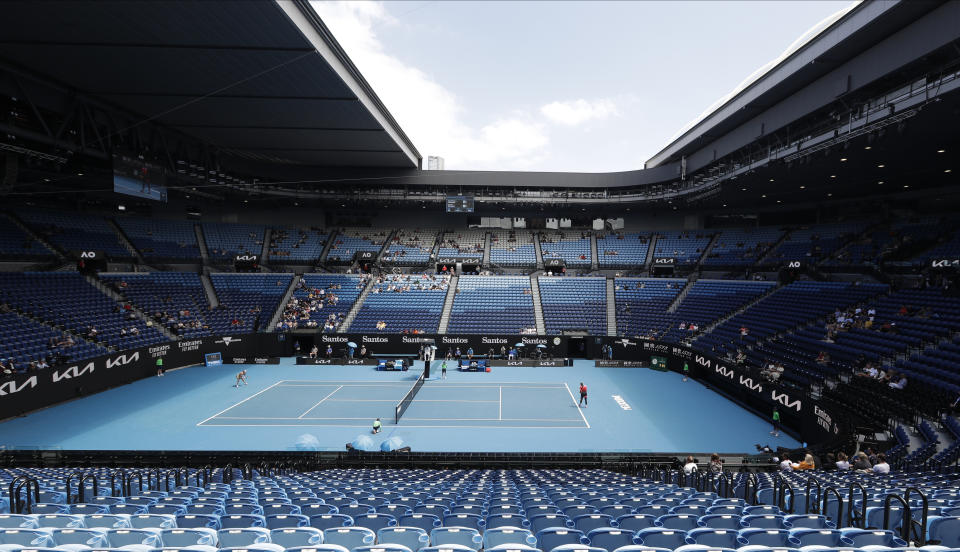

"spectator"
[889,374,908,390]
[309,345,318,359]
[794,454,816,470]
[778,454,793,472]
[682,456,698,476]
[709,453,723,474]
[836,452,851,470]
[852,451,872,470]
[872,453,890,474]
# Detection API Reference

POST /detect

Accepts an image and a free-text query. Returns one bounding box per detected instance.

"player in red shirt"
[578,382,588,408]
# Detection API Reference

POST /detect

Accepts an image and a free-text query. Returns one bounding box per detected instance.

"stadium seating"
[438,230,485,259]
[540,231,592,268]
[268,226,330,264]
[19,209,132,259]
[596,233,650,269]
[208,274,292,334]
[277,274,369,333]
[702,227,784,268]
[538,276,606,335]
[327,228,390,262]
[116,218,200,261]
[489,230,536,267]
[384,230,439,265]
[100,272,212,338]
[0,215,52,259]
[447,276,535,334]
[0,310,106,366]
[764,221,871,266]
[351,274,450,334]
[202,223,266,261]
[654,232,714,266]
[615,279,684,337]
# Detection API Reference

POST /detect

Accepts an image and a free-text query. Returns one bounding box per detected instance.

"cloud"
[309,1,548,170]
[540,98,619,126]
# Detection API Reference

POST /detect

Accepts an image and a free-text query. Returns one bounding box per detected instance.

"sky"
[309,1,855,173]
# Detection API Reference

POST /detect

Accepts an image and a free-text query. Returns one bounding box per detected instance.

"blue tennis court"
[199,380,589,428]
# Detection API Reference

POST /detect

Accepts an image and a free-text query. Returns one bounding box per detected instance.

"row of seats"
[538,277,606,335]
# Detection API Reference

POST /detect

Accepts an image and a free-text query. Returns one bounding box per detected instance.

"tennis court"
[198,378,591,429]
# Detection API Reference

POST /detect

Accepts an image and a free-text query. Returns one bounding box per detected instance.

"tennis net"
[395,371,426,423]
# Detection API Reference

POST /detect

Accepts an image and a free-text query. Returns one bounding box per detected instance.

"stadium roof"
[0,0,421,169]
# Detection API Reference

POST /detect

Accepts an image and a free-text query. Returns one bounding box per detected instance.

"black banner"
[225,356,280,365]
[488,359,572,367]
[0,333,289,419]
[313,333,569,360]
[595,360,645,367]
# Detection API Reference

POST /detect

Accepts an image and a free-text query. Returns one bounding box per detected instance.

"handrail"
[7,476,27,513]
[65,470,85,504]
[109,470,127,497]
[176,467,189,488]
[223,463,234,484]
[806,475,822,514]
[848,481,868,528]
[747,473,759,505]
[716,471,732,499]
[12,477,39,514]
[128,471,145,496]
[905,486,928,545]
[822,486,843,526]
[779,477,795,514]
[78,473,98,504]
[883,493,910,540]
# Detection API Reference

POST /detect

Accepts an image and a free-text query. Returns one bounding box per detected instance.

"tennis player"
[234,369,248,388]
[372,417,382,434]
[441,360,447,379]
[578,382,588,407]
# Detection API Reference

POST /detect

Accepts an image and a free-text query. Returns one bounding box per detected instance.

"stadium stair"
[437,274,459,334]
[260,228,272,265]
[643,234,658,272]
[317,229,338,265]
[606,277,617,336]
[482,232,491,266]
[107,218,154,270]
[268,275,301,332]
[338,275,377,333]
[696,280,782,338]
[533,233,544,270]
[530,274,547,335]
[200,272,219,308]
[376,230,398,262]
[87,273,178,341]
[697,233,721,268]
[4,212,66,260]
[590,233,599,271]
[194,224,210,265]
[754,228,792,268]
[666,278,695,313]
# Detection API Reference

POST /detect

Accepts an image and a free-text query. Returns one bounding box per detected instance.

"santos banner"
[314,333,568,359]
[0,333,289,419]
[591,336,840,444]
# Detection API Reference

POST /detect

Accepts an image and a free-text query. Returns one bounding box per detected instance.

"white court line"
[198,423,588,429]
[278,380,567,385]
[214,416,583,421]
[318,399,500,403]
[196,381,283,426]
[499,386,502,421]
[564,382,591,429]
[298,385,343,418]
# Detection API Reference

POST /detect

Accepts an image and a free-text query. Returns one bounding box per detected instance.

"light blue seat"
[864,506,903,530]
[420,546,484,552]
[353,514,397,533]
[35,515,85,529]
[673,545,736,552]
[268,527,323,548]
[309,514,354,531]
[784,516,835,530]
[655,514,699,531]
[429,526,483,550]
[104,528,162,550]
[262,503,301,516]
[488,514,532,531]
[176,515,221,530]
[485,545,540,552]
[585,527,637,552]
[398,515,441,533]
[572,515,614,534]
[31,504,71,515]
[741,515,790,530]
[444,514,485,533]
[377,527,430,552]
[634,528,689,549]
[50,528,109,551]
[70,504,111,515]
[598,507,632,519]
[536,528,588,552]
[84,515,132,530]
[609,544,674,552]
[0,529,55,548]
[0,515,38,529]
[216,544,284,552]
[685,528,741,548]
[220,515,266,529]
[150,505,188,517]
[217,527,271,547]
[484,528,538,549]
[697,515,742,530]
[614,515,657,533]
[930,517,960,547]
[265,514,309,529]
[187,504,226,516]
[743,506,781,516]
[789,529,852,548]
[111,505,149,515]
[283,545,350,552]
[737,528,798,547]
[159,528,218,548]
[339,505,376,519]
[128,514,177,530]
[353,544,413,552]
[550,545,607,552]
[323,527,376,550]
[839,528,908,547]
[529,515,572,535]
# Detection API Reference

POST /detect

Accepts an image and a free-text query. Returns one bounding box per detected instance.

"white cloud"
[309,1,548,170]
[540,98,619,126]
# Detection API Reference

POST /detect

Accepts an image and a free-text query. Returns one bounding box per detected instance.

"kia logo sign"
[105,352,139,369]
[235,255,259,262]
[932,259,960,268]
[0,376,38,396]
[653,258,675,265]
[51,362,96,382]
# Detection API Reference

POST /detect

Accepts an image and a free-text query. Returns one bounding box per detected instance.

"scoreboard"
[446,196,474,213]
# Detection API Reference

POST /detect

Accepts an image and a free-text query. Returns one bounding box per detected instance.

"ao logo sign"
[80,251,98,259]
[787,261,801,268]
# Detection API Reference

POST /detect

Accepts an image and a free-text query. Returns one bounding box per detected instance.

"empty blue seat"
[737,528,797,547]
[789,528,852,548]
[265,514,309,529]
[535,527,589,552]
[430,526,483,550]
[177,514,221,530]
[217,527,271,547]
[585,527,637,552]
[483,528,538,549]
[634,528,689,549]
[309,514,354,531]
[685,528,741,548]
[378,526,430,552]
[220,515,266,529]
[269,527,323,548]
[655,514,699,531]
[323,526,376,550]
[840,528,908,547]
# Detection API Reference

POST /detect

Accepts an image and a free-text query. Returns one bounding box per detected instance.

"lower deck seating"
[208,274,292,335]
[0,215,51,259]
[100,273,212,338]
[351,274,449,334]
[538,277,606,335]
[540,231,592,268]
[447,276,535,334]
[0,311,105,367]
